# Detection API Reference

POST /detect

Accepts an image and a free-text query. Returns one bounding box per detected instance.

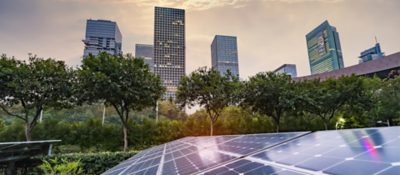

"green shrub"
[40,151,137,175]
[39,158,83,175]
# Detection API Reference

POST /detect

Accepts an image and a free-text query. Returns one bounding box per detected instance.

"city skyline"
[1,0,400,78]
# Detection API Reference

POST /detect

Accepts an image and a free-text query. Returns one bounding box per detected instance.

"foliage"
[297,75,368,130]
[177,68,240,135]
[75,53,164,151]
[0,55,74,140]
[241,72,295,132]
[39,158,82,175]
[38,151,137,175]
[158,101,187,120]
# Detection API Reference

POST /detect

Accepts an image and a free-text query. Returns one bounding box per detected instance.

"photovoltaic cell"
[102,132,308,175]
[103,127,400,175]
[250,127,400,175]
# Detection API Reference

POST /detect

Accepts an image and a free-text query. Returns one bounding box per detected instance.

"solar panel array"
[103,127,400,175]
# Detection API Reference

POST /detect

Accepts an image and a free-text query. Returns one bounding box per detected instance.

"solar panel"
[249,127,400,175]
[103,127,400,175]
[102,132,308,175]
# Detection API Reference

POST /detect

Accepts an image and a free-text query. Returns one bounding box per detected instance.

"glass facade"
[135,44,154,72]
[359,43,384,63]
[211,35,239,77]
[154,7,185,99]
[82,19,122,57]
[273,64,297,78]
[306,20,344,75]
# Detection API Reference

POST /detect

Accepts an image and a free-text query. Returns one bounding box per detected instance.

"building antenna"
[375,36,378,44]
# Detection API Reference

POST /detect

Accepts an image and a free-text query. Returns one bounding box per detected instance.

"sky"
[0,0,399,78]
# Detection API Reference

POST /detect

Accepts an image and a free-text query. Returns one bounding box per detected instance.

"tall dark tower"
[154,7,185,99]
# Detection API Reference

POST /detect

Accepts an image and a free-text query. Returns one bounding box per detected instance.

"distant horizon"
[1,0,399,78]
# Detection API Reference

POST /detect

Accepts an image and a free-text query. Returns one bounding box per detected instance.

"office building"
[154,7,185,99]
[306,20,344,75]
[211,35,239,77]
[273,64,297,78]
[135,44,154,72]
[359,43,384,63]
[82,19,122,57]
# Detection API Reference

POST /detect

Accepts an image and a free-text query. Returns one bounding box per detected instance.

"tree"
[158,101,187,120]
[241,72,295,132]
[299,75,365,130]
[176,68,240,136]
[0,55,74,141]
[375,77,400,126]
[75,53,164,151]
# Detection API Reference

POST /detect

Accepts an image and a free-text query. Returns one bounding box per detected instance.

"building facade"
[211,35,239,77]
[135,44,154,72]
[154,7,185,99]
[82,19,122,57]
[359,43,384,63]
[306,20,344,75]
[273,64,297,78]
[295,52,400,81]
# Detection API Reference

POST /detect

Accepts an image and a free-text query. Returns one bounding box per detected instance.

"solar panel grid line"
[244,156,322,175]
[249,127,400,175]
[111,145,165,175]
[195,132,311,175]
[373,166,395,175]
[156,144,167,175]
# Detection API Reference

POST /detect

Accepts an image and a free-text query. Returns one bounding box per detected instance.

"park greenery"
[0,53,400,172]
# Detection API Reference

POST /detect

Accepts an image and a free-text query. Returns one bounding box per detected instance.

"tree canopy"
[176,68,240,135]
[241,72,295,132]
[75,53,164,151]
[0,55,74,140]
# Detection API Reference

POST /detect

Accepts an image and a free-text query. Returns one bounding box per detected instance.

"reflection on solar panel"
[103,127,400,175]
[102,132,308,175]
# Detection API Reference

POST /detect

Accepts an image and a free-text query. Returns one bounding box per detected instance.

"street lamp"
[335,118,346,130]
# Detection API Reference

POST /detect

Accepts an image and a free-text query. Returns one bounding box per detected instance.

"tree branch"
[0,104,25,121]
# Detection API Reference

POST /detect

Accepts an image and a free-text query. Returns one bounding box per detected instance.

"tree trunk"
[210,120,214,136]
[25,123,32,141]
[323,121,328,130]
[123,123,128,152]
[276,124,280,133]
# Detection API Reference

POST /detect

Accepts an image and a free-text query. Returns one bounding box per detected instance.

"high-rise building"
[306,20,344,75]
[359,43,384,63]
[154,7,185,99]
[82,19,122,57]
[135,44,154,72]
[273,64,297,78]
[211,35,239,77]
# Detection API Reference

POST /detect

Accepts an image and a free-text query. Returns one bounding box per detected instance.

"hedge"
[38,151,137,175]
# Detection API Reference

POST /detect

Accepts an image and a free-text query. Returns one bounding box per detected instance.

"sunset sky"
[0,0,399,78]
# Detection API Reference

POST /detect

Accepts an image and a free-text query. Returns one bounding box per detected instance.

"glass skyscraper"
[273,64,297,78]
[211,35,239,77]
[154,7,185,99]
[306,20,344,75]
[82,19,122,57]
[135,44,154,72]
[359,43,384,63]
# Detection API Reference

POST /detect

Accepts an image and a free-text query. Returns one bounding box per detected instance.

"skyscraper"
[359,43,384,63]
[135,44,154,72]
[273,64,297,78]
[306,20,344,75]
[154,7,185,99]
[211,35,239,77]
[82,19,122,57]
